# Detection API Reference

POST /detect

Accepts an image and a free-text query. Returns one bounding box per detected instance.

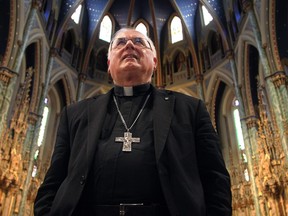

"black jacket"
[34,87,232,216]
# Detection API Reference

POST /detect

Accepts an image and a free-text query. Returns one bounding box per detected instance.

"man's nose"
[124,39,135,49]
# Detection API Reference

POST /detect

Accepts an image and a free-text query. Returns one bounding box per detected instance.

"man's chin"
[120,64,140,72]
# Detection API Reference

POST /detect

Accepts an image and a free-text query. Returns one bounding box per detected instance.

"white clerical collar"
[123,86,133,96]
[114,83,151,96]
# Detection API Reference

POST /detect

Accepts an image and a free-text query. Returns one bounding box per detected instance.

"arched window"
[170,16,183,44]
[99,15,112,42]
[71,4,82,24]
[201,5,213,26]
[32,98,50,177]
[136,22,148,36]
[232,99,245,151]
[37,99,50,147]
[232,98,249,181]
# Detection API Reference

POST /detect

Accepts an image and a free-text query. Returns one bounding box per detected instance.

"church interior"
[0,0,287,215]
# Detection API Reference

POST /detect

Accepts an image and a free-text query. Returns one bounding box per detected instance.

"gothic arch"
[205,68,234,107]
[50,67,76,104]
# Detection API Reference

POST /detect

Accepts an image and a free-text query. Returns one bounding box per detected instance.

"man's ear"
[153,57,157,68]
[107,59,110,67]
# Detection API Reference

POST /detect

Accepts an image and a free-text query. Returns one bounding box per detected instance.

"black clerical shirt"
[78,84,165,213]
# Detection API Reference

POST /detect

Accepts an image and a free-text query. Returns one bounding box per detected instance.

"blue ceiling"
[275,0,288,59]
[56,0,227,46]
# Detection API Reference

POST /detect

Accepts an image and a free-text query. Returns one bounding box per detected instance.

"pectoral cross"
[115,131,140,152]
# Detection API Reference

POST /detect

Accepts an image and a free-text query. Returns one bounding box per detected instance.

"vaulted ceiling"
[55,0,229,55]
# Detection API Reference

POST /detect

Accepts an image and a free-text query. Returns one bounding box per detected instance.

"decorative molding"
[0,66,18,84]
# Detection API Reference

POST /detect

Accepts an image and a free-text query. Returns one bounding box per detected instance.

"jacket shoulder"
[66,93,108,111]
[156,89,202,106]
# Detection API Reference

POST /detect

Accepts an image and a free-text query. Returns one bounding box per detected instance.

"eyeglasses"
[110,37,152,50]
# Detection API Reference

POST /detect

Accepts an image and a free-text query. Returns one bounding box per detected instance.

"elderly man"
[34,27,232,216]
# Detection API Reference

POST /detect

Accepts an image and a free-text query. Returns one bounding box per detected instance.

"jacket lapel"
[86,90,113,166]
[152,88,175,162]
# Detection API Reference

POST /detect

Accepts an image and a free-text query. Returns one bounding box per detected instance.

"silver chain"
[113,93,151,132]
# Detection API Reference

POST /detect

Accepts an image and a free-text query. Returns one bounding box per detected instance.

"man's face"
[107,30,157,87]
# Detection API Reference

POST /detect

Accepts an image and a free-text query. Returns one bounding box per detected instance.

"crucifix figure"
[115,131,140,152]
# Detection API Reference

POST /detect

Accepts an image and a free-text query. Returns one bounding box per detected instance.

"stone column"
[76,73,87,101]
[242,0,288,162]
[227,50,261,216]
[195,74,204,100]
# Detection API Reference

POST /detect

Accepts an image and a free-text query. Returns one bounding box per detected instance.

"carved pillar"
[0,67,18,135]
[0,2,39,136]
[76,73,87,101]
[18,48,56,216]
[242,0,288,160]
[227,50,261,216]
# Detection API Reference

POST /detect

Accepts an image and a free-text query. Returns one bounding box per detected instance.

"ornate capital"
[245,116,258,129]
[267,71,287,88]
